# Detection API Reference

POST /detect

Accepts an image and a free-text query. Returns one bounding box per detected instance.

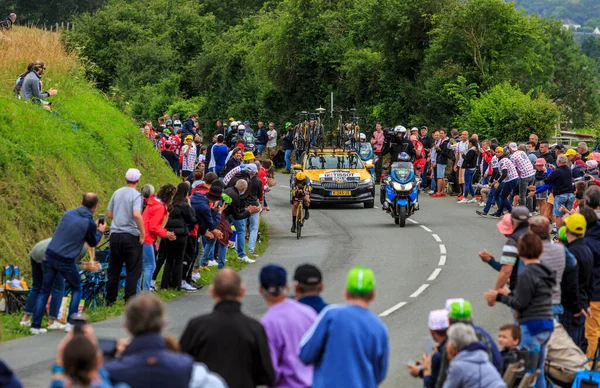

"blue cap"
[260,264,287,294]
[310,117,315,121]
[244,120,250,125]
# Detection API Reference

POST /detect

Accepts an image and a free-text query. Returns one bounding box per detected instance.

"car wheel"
[364,200,374,209]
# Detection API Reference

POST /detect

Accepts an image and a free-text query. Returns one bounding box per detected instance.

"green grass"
[0,220,269,341]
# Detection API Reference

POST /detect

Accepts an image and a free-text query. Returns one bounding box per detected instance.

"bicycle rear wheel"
[297,205,303,239]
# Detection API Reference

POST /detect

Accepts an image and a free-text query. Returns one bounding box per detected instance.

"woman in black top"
[460,138,480,203]
[221,147,243,177]
[161,182,196,290]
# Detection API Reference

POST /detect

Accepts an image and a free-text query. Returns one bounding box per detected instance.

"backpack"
[13,72,28,96]
[544,321,589,384]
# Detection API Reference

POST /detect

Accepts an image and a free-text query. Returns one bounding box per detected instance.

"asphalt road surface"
[3,185,512,387]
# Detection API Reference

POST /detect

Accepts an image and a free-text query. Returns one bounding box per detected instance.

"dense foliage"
[63,0,600,140]
[510,0,600,25]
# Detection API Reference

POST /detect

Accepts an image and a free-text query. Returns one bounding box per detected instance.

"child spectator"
[498,324,521,376]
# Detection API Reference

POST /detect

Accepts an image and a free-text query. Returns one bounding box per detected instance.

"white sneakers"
[64,323,74,332]
[207,260,219,267]
[19,319,31,327]
[479,202,486,207]
[238,256,256,263]
[30,328,47,335]
[191,272,201,281]
[457,198,469,203]
[458,198,478,204]
[467,199,478,203]
[47,321,66,331]
[181,281,198,292]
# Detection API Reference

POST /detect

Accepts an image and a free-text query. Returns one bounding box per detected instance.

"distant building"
[563,19,582,30]
[594,27,600,36]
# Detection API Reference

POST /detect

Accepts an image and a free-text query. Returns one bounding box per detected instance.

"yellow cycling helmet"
[296,171,307,181]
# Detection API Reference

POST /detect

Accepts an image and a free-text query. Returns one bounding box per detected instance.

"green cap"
[558,225,568,242]
[222,193,232,204]
[448,300,472,320]
[285,122,293,128]
[346,266,375,294]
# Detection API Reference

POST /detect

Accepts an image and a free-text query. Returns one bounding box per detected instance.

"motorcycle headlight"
[392,182,403,191]
[402,182,414,191]
[365,159,373,165]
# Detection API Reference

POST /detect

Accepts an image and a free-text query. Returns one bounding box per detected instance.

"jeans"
[560,309,586,348]
[463,169,476,198]
[215,243,227,269]
[495,179,518,216]
[106,233,143,304]
[228,216,247,258]
[284,149,292,170]
[483,184,501,214]
[554,193,575,217]
[24,257,64,319]
[247,212,260,254]
[200,237,216,266]
[32,256,81,329]
[519,175,535,209]
[519,324,552,388]
[137,244,155,293]
[256,144,265,156]
[295,150,303,164]
[552,303,564,322]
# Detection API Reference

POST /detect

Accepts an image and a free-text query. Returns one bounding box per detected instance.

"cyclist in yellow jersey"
[291,171,311,233]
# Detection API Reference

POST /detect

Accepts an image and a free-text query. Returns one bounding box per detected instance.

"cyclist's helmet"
[398,152,410,162]
[394,125,407,135]
[296,171,307,181]
[359,133,366,142]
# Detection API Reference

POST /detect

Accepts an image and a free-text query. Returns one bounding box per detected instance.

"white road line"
[374,206,379,209]
[432,234,442,242]
[408,218,419,224]
[439,255,447,266]
[410,284,429,298]
[439,244,447,255]
[428,268,442,281]
[420,225,433,232]
[379,302,407,317]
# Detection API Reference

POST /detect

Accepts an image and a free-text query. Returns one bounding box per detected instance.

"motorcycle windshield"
[390,162,414,183]
[357,144,372,159]
[244,135,254,143]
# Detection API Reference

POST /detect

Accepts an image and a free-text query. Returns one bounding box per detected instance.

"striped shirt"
[510,150,535,178]
[499,157,519,182]
[500,237,519,266]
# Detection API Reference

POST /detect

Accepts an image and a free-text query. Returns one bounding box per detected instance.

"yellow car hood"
[305,169,371,181]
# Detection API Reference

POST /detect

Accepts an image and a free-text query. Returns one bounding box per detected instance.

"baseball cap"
[411,127,419,132]
[245,163,258,174]
[206,185,223,202]
[587,160,598,169]
[286,122,293,128]
[294,264,322,285]
[495,146,504,153]
[565,213,587,234]
[125,168,141,182]
[511,206,530,222]
[428,309,450,331]
[535,158,546,166]
[508,142,518,151]
[565,148,577,157]
[421,126,428,130]
[260,264,287,294]
[497,213,514,235]
[243,152,255,161]
[228,117,235,122]
[445,298,464,311]
[346,266,375,294]
[448,300,472,320]
[163,128,171,135]
[244,120,250,125]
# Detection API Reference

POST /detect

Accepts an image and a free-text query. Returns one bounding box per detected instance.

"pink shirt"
[370,130,384,152]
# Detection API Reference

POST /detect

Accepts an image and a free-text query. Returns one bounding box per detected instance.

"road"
[3,184,511,387]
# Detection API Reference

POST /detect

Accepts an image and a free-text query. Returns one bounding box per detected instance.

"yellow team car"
[291,149,375,208]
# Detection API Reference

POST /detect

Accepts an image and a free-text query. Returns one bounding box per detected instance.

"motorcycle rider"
[357,133,373,160]
[291,171,311,233]
[382,152,420,212]
[385,126,416,164]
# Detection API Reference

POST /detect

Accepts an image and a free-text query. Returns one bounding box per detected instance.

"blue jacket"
[256,127,269,145]
[283,130,295,151]
[105,334,194,388]
[585,221,600,301]
[212,144,229,173]
[190,192,220,236]
[298,295,328,314]
[181,118,197,138]
[46,206,101,261]
[299,305,389,388]
[0,360,22,388]
[442,342,505,388]
[473,324,503,373]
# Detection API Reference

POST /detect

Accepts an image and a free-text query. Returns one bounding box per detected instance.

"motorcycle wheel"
[398,205,406,228]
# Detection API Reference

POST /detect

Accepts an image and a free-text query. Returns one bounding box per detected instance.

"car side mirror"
[365,163,374,169]
[293,164,303,170]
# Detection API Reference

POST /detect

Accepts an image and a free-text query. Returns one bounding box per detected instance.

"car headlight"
[361,178,372,184]
[310,180,322,186]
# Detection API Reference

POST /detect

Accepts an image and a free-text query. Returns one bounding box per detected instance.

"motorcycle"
[380,161,420,227]
[355,142,375,178]
[244,133,256,154]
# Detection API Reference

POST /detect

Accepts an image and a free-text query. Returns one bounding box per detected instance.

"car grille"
[322,182,359,190]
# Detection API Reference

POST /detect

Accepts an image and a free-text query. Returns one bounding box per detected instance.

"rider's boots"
[382,200,391,212]
[291,216,297,233]
[414,201,420,211]
[304,207,310,220]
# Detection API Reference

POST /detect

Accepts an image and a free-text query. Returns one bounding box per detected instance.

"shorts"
[413,159,426,172]
[548,193,554,206]
[458,168,465,184]
[554,193,575,216]
[535,189,548,200]
[436,164,447,179]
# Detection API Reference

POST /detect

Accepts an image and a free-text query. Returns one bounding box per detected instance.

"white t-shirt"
[267,130,278,148]
[457,140,469,167]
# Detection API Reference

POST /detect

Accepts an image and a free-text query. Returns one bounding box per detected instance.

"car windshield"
[305,154,364,170]
[391,162,414,182]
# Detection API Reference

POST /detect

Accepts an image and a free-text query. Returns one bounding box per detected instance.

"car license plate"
[331,190,351,196]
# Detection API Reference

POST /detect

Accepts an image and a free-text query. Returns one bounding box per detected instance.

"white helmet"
[231,121,239,126]
[359,133,366,141]
[394,125,407,135]
[238,124,246,130]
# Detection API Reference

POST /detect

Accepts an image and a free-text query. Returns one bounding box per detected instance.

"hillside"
[0,27,179,272]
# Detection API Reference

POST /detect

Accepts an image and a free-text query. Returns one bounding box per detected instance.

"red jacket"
[142,195,169,245]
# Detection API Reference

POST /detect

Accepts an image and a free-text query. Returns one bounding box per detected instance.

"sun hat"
[260,264,287,294]
[565,213,587,235]
[243,152,255,161]
[185,135,193,141]
[294,264,322,285]
[535,158,546,166]
[125,168,141,182]
[565,148,577,157]
[428,309,450,331]
[448,300,472,320]
[497,213,514,235]
[346,266,375,294]
[495,146,504,153]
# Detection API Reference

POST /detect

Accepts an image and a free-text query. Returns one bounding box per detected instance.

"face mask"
[239,191,245,196]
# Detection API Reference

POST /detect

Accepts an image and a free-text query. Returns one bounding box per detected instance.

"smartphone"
[72,313,87,334]
[98,214,105,225]
[98,338,118,358]
[424,337,434,355]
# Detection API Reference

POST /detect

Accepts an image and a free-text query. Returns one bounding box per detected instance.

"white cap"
[411,127,419,132]
[508,142,518,151]
[587,160,598,169]
[125,168,142,182]
[428,309,450,330]
[445,298,465,312]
